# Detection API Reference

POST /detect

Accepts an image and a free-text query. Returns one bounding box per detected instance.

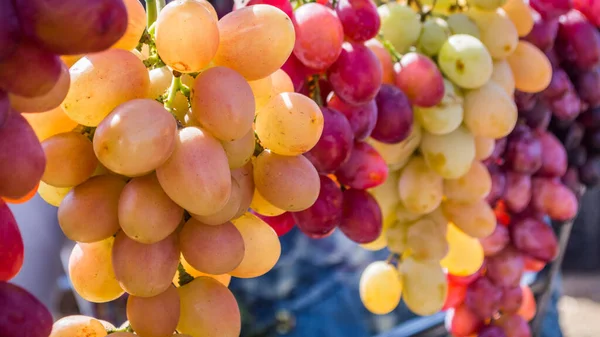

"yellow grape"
[426,206,450,228]
[22,107,78,142]
[191,66,255,141]
[118,173,184,244]
[396,202,423,225]
[398,156,444,215]
[253,150,320,211]
[231,162,255,218]
[192,178,242,225]
[62,49,149,126]
[68,238,124,303]
[177,277,241,337]
[463,81,518,139]
[112,231,180,298]
[156,127,231,216]
[507,41,552,93]
[418,17,451,56]
[438,34,493,89]
[37,181,72,207]
[94,99,177,177]
[470,0,507,11]
[60,55,82,68]
[378,4,422,54]
[442,199,496,238]
[360,261,402,315]
[41,132,98,187]
[475,136,495,160]
[468,8,518,60]
[420,126,476,179]
[400,257,447,316]
[174,255,232,287]
[107,333,135,337]
[248,75,273,111]
[444,161,492,203]
[148,67,173,100]
[172,91,190,122]
[221,129,255,169]
[441,222,485,276]
[181,74,195,88]
[127,285,180,337]
[214,5,295,80]
[250,188,285,216]
[406,217,449,262]
[360,229,389,251]
[385,220,409,254]
[270,69,294,95]
[229,213,281,278]
[195,0,219,21]
[414,79,464,135]
[255,92,324,156]
[369,169,401,225]
[111,0,146,51]
[446,13,481,39]
[155,0,219,73]
[50,315,107,337]
[419,0,455,14]
[502,0,534,37]
[58,175,125,242]
[491,59,516,96]
[367,123,421,170]
[179,219,244,275]
[10,61,70,113]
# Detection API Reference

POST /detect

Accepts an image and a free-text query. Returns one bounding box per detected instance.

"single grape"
[480,223,510,256]
[442,222,485,276]
[505,125,543,174]
[398,156,443,214]
[378,4,422,54]
[465,276,502,319]
[520,100,551,131]
[486,165,507,205]
[495,314,531,337]
[443,279,467,310]
[503,172,532,213]
[475,136,496,160]
[235,0,294,19]
[336,141,389,189]
[221,130,255,169]
[339,189,382,243]
[464,81,518,139]
[538,131,568,177]
[365,39,396,84]
[127,285,180,337]
[438,34,493,89]
[293,175,343,236]
[503,0,534,37]
[50,315,108,337]
[556,10,600,70]
[248,75,273,111]
[510,217,559,262]
[406,217,448,262]
[446,13,481,38]
[444,161,492,203]
[468,8,519,60]
[486,247,525,288]
[359,261,402,315]
[574,0,600,26]
[575,67,600,107]
[327,94,378,141]
[230,213,281,278]
[41,132,97,187]
[336,0,380,42]
[250,188,285,217]
[443,199,496,238]
[420,126,476,179]
[491,60,516,96]
[270,69,294,96]
[445,304,483,337]
[500,286,524,313]
[370,84,413,143]
[507,41,552,93]
[192,178,243,226]
[9,61,70,113]
[0,201,23,281]
[0,282,52,337]
[400,257,447,316]
[418,18,450,56]
[253,212,295,236]
[37,182,72,207]
[531,177,578,220]
[394,53,444,107]
[304,107,354,173]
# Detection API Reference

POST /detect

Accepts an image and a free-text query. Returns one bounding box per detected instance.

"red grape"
[0,0,20,62]
[480,224,510,257]
[495,314,532,337]
[558,121,584,149]
[327,94,378,141]
[282,54,310,91]
[443,279,468,310]
[550,89,582,121]
[371,84,413,144]
[335,141,388,189]
[486,247,525,288]
[0,282,52,337]
[328,42,382,105]
[393,53,444,108]
[538,131,568,177]
[486,165,507,205]
[580,155,600,186]
[503,172,532,213]
[465,277,502,319]
[499,286,524,313]
[505,125,543,174]
[545,48,562,68]
[445,304,483,337]
[448,269,484,286]
[524,13,559,51]
[530,0,572,20]
[575,67,600,106]
[335,0,380,42]
[304,107,354,173]
[518,285,537,321]
[510,217,558,262]
[338,188,382,243]
[520,101,551,132]
[531,177,578,220]
[254,212,296,236]
[562,166,583,194]
[542,68,570,100]
[556,10,600,70]
[524,255,546,272]
[573,0,600,26]
[0,91,8,127]
[292,175,343,236]
[234,0,294,20]
[579,107,600,129]
[0,201,24,281]
[568,146,587,167]
[479,325,508,337]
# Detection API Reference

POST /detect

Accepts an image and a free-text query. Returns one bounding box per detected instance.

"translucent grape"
[400,257,447,316]
[468,8,518,60]
[444,161,492,203]
[147,67,173,100]
[191,179,242,225]
[386,220,409,254]
[441,223,485,276]
[9,61,70,113]
[127,285,180,337]
[41,132,97,187]
[420,126,476,179]
[480,223,510,257]
[293,175,343,236]
[270,69,294,95]
[538,131,567,177]
[221,130,255,169]
[378,4,422,54]
[446,13,481,39]
[365,39,395,84]
[371,84,413,143]
[360,261,402,314]
[49,315,107,337]
[507,41,552,93]
[37,182,72,207]
[414,79,464,135]
[418,18,451,56]
[339,189,383,243]
[406,217,448,262]
[336,0,381,42]
[442,199,496,238]
[475,136,495,160]
[22,107,78,142]
[254,212,295,237]
[336,141,389,189]
[304,107,354,173]
[394,53,445,107]
[463,81,518,139]
[230,213,281,278]
[398,156,443,215]
[174,255,231,287]
[250,188,285,216]
[248,75,273,111]
[491,60,516,96]
[110,0,145,51]
[327,94,378,141]
[502,0,534,37]
[438,34,493,89]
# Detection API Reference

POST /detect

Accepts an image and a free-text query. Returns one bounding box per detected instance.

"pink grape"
[339,189,382,243]
[514,91,537,112]
[575,67,600,106]
[524,13,559,51]
[573,0,600,26]
[292,175,343,236]
[393,53,444,107]
[505,125,543,174]
[282,54,310,91]
[530,0,572,19]
[486,165,507,205]
[335,0,380,42]
[503,172,532,214]
[479,325,508,337]
[253,212,296,237]
[531,177,578,220]
[538,131,567,177]
[510,217,558,262]
[563,166,582,194]
[499,286,523,313]
[550,90,582,121]
[447,271,483,286]
[0,282,52,337]
[335,141,388,189]
[485,247,525,288]
[0,201,24,281]
[520,101,551,131]
[495,314,532,337]
[0,0,21,61]
[580,155,600,186]
[305,107,354,173]
[556,10,600,70]
[542,68,570,100]
[480,224,510,257]
[445,304,482,337]
[0,91,8,126]
[465,277,502,319]
[293,3,344,71]
[234,0,294,20]
[371,84,413,144]
[328,42,382,105]
[327,94,378,141]
[545,48,562,68]
[443,280,467,310]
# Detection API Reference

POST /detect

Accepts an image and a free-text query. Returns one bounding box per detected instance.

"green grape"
[386,220,409,254]
[400,257,447,316]
[438,34,493,89]
[471,0,508,10]
[414,79,464,135]
[468,8,518,60]
[418,17,450,56]
[366,122,421,170]
[446,13,480,39]
[398,156,444,215]
[378,4,422,54]
[420,126,476,179]
[406,217,448,262]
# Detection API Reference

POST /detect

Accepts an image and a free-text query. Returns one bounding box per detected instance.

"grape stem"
[178,263,195,286]
[107,324,134,334]
[146,0,157,28]
[376,33,402,63]
[164,74,182,111]
[309,75,323,107]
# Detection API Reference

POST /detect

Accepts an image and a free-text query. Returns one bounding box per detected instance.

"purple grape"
[505,125,543,174]
[503,172,532,213]
[480,224,510,257]
[0,91,8,127]
[479,325,508,337]
[465,277,502,319]
[495,314,532,337]
[0,282,53,337]
[579,107,600,129]
[531,177,579,220]
[562,166,582,193]
[393,53,444,107]
[499,286,524,313]
[0,0,21,62]
[514,91,537,112]
[338,188,382,243]
[371,84,413,143]
[491,138,508,162]
[486,165,507,205]
[555,121,584,149]
[524,13,559,51]
[585,128,600,152]
[335,0,380,42]
[568,146,588,166]
[538,131,568,177]
[519,100,551,131]
[510,217,559,262]
[556,10,600,70]
[327,94,378,141]
[305,107,354,173]
[541,68,570,99]
[550,90,582,121]
[335,141,388,189]
[580,155,600,186]
[530,0,572,20]
[545,48,562,68]
[486,247,525,288]
[574,67,600,106]
[328,41,382,105]
[293,175,343,236]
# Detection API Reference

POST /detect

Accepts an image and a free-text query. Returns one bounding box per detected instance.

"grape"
[418,18,450,56]
[447,13,481,38]
[269,70,294,97]
[255,92,324,156]
[503,172,532,213]
[339,189,382,243]
[475,136,495,160]
[580,156,600,186]
[0,42,62,98]
[486,247,525,287]
[177,277,241,337]
[507,41,552,93]
[420,126,476,179]
[293,3,343,71]
[328,42,382,106]
[174,255,232,287]
[445,161,492,203]
[491,60,516,96]
[495,314,531,337]
[235,0,294,20]
[50,315,108,337]
[360,261,402,315]
[514,90,537,111]
[0,201,23,281]
[520,101,552,131]
[369,84,413,143]
[394,53,444,107]
[304,107,354,173]
[479,325,508,337]
[441,223,485,276]
[524,14,559,51]
[465,277,502,319]
[443,279,467,309]
[112,231,179,297]
[543,67,571,100]
[292,175,343,236]
[248,76,273,111]
[510,217,558,262]
[414,80,463,135]
[499,286,523,313]
[0,282,52,337]
[336,141,389,189]
[68,238,124,303]
[282,54,310,91]
[180,219,244,275]
[327,94,378,141]
[505,125,543,174]
[0,91,7,127]
[148,67,173,100]
[443,199,496,238]
[574,0,600,25]
[156,127,231,216]
[109,0,145,51]
[518,285,537,321]
[9,61,70,113]
[558,121,584,149]
[192,178,243,226]
[551,90,582,122]
[531,177,578,220]
[502,0,534,37]
[438,34,493,89]
[254,212,295,236]
[386,220,409,253]
[365,39,395,84]
[563,164,583,194]
[407,217,448,262]
[445,304,482,337]
[370,169,401,222]
[62,49,150,126]
[530,0,571,19]
[398,156,443,214]
[367,122,421,169]
[575,68,600,106]
[469,8,519,60]
[0,111,45,199]
[378,4,422,54]
[0,0,20,61]
[336,0,380,42]
[127,285,180,337]
[250,188,285,216]
[41,132,98,188]
[480,223,510,256]
[538,131,568,177]
[486,165,507,205]
[37,182,72,207]
[221,130,255,170]
[230,213,281,278]
[400,257,447,316]
[464,81,518,139]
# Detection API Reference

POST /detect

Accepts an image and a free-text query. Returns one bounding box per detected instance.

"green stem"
[180,83,191,98]
[178,263,195,286]
[146,0,157,28]
[164,75,182,112]
[377,33,402,63]
[309,75,323,107]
